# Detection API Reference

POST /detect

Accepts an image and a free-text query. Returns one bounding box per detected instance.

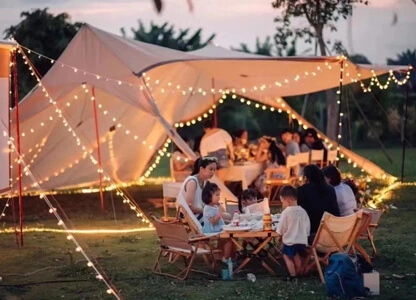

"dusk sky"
[1,0,415,64]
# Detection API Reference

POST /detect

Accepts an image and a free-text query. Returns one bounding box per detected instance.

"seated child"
[276,185,310,281]
[202,182,235,261]
[238,188,258,214]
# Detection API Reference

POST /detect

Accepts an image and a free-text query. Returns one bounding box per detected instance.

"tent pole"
[335,58,344,167]
[400,83,410,182]
[12,50,23,246]
[211,78,218,127]
[92,86,105,213]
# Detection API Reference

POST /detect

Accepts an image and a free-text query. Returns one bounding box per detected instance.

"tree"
[122,20,215,51]
[232,35,307,57]
[3,8,83,99]
[271,0,368,140]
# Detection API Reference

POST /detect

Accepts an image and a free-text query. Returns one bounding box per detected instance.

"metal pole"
[401,83,410,182]
[12,50,24,246]
[92,86,105,212]
[336,59,344,167]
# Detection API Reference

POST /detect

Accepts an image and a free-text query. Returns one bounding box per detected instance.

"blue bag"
[325,253,367,299]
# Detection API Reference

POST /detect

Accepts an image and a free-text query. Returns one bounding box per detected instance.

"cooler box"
[363,271,380,296]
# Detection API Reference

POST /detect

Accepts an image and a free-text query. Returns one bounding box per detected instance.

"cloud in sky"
[1,0,415,64]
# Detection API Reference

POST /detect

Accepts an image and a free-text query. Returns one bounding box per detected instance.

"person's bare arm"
[184,180,203,214]
[226,142,235,162]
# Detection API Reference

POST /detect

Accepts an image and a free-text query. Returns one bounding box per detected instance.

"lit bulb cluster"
[5,134,121,299]
[139,139,172,182]
[0,198,11,220]
[352,67,413,93]
[16,46,151,225]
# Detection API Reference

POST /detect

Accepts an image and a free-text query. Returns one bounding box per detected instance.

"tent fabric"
[8,24,408,195]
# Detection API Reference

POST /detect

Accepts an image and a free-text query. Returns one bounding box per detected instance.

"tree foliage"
[3,8,83,99]
[271,0,368,139]
[122,20,214,51]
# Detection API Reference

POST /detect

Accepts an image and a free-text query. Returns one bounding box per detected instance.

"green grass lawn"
[0,148,415,299]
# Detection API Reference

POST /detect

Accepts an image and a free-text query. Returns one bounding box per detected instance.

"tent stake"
[401,82,410,182]
[12,50,24,246]
[92,86,105,213]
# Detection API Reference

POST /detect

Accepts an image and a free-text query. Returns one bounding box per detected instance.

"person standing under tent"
[176,157,218,223]
[281,128,300,157]
[323,165,357,216]
[200,119,235,182]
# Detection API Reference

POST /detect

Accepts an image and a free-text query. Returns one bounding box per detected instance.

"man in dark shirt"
[304,128,328,163]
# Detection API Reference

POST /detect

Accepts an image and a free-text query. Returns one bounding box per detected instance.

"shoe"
[281,276,297,283]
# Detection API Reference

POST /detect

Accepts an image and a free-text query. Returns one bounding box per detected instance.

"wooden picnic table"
[219,230,280,275]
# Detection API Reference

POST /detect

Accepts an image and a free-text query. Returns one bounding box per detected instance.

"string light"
[16,46,151,225]
[4,132,121,300]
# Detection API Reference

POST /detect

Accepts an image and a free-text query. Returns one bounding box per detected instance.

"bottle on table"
[263,213,272,231]
[232,210,240,226]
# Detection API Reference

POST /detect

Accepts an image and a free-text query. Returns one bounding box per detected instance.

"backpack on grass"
[325,253,367,299]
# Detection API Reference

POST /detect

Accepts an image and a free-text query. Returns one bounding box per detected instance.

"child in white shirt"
[276,185,310,281]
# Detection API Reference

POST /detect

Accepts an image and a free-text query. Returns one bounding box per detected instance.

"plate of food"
[222,225,251,232]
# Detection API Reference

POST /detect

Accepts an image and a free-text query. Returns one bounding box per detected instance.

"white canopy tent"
[6,24,409,198]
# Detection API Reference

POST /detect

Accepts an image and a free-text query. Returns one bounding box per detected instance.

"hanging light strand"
[16,46,150,224]
[4,132,121,299]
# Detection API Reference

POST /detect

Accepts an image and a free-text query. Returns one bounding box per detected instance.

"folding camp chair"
[310,149,325,168]
[358,208,384,256]
[351,211,373,264]
[327,150,338,166]
[265,155,299,204]
[152,216,217,280]
[304,210,363,283]
[162,182,182,221]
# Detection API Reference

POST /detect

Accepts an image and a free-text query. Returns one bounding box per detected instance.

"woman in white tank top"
[177,157,218,221]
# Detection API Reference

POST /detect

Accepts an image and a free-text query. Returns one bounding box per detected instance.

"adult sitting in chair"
[177,157,218,223]
[298,164,340,241]
[323,165,357,217]
[304,128,328,163]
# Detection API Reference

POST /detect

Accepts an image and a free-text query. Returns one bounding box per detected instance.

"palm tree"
[122,20,215,52]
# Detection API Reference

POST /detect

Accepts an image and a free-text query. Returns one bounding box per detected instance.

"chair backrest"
[225,199,239,215]
[169,158,175,181]
[152,217,193,251]
[163,182,183,198]
[327,150,338,165]
[363,208,384,234]
[311,149,324,162]
[354,211,372,239]
[286,155,299,178]
[313,210,363,254]
[177,195,203,234]
[246,198,270,214]
[295,152,310,165]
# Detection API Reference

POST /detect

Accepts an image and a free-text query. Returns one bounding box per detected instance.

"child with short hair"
[202,182,234,261]
[276,185,310,281]
[239,188,258,213]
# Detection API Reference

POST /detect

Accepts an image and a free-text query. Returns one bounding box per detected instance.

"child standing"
[202,182,234,261]
[276,185,310,281]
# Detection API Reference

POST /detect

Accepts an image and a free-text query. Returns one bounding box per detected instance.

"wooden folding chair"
[162,182,182,221]
[351,211,373,264]
[304,210,363,283]
[152,216,217,280]
[265,155,299,204]
[327,150,338,166]
[310,149,324,168]
[358,208,384,256]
